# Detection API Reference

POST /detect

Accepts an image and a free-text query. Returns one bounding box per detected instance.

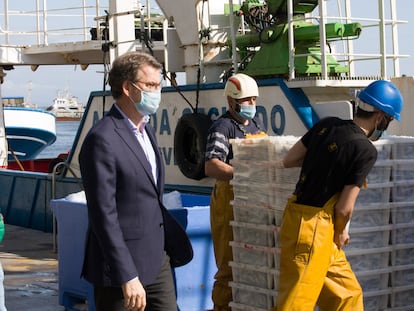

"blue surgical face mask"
[135,89,161,115]
[237,105,256,120]
[369,115,391,141]
[368,127,384,141]
[130,82,161,115]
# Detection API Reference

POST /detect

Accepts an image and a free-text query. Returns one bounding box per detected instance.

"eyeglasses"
[132,80,162,91]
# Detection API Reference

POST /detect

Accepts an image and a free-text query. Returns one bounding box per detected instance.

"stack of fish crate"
[388,136,414,310]
[229,135,414,311]
[351,136,414,311]
[229,136,300,311]
[348,137,394,311]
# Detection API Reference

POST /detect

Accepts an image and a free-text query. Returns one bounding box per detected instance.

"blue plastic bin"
[51,192,214,311]
[50,199,95,311]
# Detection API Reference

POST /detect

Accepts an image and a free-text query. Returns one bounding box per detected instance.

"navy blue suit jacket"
[79,105,171,287]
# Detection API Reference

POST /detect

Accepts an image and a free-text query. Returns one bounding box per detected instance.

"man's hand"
[122,277,146,311]
[334,229,350,249]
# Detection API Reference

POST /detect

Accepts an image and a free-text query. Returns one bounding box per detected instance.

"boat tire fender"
[174,113,212,180]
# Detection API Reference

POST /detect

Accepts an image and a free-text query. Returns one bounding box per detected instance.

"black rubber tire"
[174,113,212,180]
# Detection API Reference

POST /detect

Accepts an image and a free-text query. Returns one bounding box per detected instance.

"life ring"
[174,113,212,180]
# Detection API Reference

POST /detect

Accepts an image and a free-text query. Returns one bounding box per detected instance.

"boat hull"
[4,107,57,160]
[0,168,81,232]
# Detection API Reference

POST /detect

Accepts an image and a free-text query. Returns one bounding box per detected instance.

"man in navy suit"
[79,51,190,311]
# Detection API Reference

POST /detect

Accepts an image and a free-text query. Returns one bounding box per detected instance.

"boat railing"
[289,0,408,80]
[227,0,408,82]
[0,0,409,83]
[0,1,110,46]
[51,160,83,252]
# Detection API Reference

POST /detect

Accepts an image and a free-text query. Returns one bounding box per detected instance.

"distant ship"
[3,96,56,161]
[46,90,85,121]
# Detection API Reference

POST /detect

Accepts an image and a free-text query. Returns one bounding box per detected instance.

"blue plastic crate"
[51,192,214,311]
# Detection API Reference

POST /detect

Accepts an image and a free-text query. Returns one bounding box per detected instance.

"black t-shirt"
[294,117,377,207]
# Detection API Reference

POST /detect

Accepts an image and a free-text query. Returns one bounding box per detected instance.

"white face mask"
[130,82,161,115]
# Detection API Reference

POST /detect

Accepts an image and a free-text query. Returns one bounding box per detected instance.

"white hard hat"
[224,73,259,99]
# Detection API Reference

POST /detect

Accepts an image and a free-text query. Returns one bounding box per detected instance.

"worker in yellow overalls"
[273,80,404,311]
[205,73,266,311]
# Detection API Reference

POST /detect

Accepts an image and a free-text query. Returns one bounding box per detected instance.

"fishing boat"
[0,0,412,251]
[45,91,85,121]
[2,96,56,161]
[1,1,414,310]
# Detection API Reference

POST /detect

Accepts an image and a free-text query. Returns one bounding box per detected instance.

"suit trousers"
[94,252,177,311]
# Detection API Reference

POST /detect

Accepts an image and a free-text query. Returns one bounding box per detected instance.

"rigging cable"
[101,10,111,116]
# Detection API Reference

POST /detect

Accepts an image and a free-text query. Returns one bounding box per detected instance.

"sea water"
[36,121,80,158]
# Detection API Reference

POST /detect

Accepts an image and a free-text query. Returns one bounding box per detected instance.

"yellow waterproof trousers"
[210,180,234,311]
[274,195,364,311]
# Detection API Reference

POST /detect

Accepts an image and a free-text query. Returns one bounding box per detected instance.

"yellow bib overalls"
[210,180,234,311]
[274,194,364,311]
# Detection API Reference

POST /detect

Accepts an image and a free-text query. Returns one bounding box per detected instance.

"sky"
[1,0,413,108]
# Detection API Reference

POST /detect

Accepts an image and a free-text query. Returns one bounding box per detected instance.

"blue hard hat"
[358,80,403,121]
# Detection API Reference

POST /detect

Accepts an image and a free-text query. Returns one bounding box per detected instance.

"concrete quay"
[0,224,65,311]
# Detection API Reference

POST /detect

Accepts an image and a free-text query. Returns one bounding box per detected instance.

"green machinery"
[231,0,362,77]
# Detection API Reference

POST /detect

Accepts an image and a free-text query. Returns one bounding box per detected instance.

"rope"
[9,147,24,171]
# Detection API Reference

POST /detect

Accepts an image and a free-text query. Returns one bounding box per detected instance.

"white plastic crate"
[363,289,390,311]
[346,247,391,272]
[232,200,275,225]
[392,243,414,266]
[232,159,276,185]
[392,181,414,202]
[390,285,414,309]
[230,137,272,161]
[231,183,274,205]
[393,159,414,181]
[230,241,280,269]
[229,261,279,290]
[230,281,277,310]
[391,202,414,225]
[231,182,293,209]
[392,223,414,244]
[273,167,301,185]
[391,266,414,287]
[391,136,414,160]
[373,138,393,160]
[347,225,391,250]
[356,182,392,204]
[367,160,392,184]
[229,302,268,311]
[354,268,390,292]
[231,221,279,247]
[266,135,298,161]
[274,209,284,226]
[351,203,391,228]
[232,159,299,186]
[270,184,296,210]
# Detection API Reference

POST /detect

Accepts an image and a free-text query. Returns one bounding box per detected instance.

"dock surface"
[0,224,64,311]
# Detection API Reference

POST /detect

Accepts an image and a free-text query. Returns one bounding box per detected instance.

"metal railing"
[287,0,408,80]
[0,0,109,47]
